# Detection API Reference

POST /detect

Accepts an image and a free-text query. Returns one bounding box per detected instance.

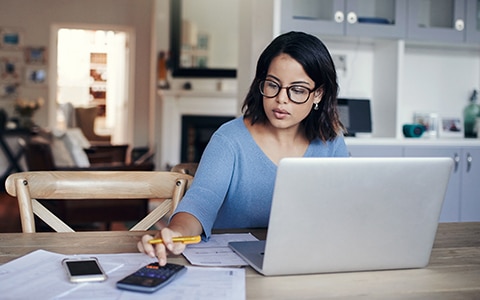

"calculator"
[116,262,187,293]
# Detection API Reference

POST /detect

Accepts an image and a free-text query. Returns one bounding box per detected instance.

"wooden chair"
[5,171,193,233]
[170,162,198,176]
[17,135,156,230]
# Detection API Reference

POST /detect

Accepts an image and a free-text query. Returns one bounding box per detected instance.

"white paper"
[0,249,245,300]
[182,233,259,267]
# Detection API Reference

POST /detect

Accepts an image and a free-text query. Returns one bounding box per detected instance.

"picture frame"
[25,66,47,86]
[0,56,22,82]
[0,28,24,50]
[25,46,47,64]
[0,83,19,98]
[439,116,464,138]
[413,112,439,138]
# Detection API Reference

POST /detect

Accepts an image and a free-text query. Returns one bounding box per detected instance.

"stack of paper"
[183,233,259,267]
[0,249,245,300]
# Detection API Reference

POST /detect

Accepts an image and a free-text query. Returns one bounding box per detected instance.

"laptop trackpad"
[229,240,265,270]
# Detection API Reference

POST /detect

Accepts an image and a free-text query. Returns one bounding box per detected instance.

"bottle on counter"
[463,89,479,138]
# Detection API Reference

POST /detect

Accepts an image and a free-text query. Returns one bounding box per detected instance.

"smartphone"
[116,262,186,293]
[62,257,107,283]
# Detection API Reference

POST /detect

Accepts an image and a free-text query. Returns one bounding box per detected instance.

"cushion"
[50,137,76,167]
[61,128,91,168]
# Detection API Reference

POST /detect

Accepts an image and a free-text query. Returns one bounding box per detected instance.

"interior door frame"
[49,23,135,146]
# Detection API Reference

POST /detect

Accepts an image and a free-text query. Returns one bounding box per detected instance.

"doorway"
[52,25,132,144]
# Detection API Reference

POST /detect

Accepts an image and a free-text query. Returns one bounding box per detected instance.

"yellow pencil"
[148,235,201,245]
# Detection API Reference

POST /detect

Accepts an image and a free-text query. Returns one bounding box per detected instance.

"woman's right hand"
[137,227,187,266]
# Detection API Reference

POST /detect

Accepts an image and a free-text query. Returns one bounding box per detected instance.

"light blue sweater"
[173,117,348,238]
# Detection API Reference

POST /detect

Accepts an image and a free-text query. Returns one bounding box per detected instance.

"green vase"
[464,90,480,138]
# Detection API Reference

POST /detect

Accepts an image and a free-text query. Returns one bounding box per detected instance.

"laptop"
[229,157,453,276]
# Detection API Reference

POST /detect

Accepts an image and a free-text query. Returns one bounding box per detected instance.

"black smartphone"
[62,257,107,283]
[116,262,187,293]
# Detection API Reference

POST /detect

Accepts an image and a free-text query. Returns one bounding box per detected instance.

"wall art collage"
[0,27,48,99]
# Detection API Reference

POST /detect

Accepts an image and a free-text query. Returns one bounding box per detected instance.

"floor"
[0,191,21,233]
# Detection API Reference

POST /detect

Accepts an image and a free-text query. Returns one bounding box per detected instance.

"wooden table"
[1,223,479,299]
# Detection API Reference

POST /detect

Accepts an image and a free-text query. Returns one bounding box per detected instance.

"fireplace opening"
[181,115,235,163]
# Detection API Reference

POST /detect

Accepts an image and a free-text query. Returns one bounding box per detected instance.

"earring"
[313,102,319,111]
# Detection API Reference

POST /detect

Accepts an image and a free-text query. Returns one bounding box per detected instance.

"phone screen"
[65,260,103,276]
[63,258,107,282]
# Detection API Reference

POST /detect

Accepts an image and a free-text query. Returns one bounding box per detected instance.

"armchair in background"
[74,106,111,144]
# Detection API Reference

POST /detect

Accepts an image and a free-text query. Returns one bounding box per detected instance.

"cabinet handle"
[347,12,357,24]
[453,153,460,172]
[334,11,344,23]
[455,19,464,31]
[466,153,473,173]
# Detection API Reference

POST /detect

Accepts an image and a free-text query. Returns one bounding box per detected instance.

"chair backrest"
[74,106,111,142]
[170,163,198,176]
[5,171,193,233]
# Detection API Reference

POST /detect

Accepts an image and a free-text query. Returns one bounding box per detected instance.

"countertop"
[345,137,480,147]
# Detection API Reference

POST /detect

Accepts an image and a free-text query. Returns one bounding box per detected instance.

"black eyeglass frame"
[259,79,316,104]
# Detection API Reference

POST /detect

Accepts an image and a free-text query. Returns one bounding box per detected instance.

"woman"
[138,31,348,265]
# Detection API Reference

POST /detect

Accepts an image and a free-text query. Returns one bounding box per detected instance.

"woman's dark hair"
[242,31,345,142]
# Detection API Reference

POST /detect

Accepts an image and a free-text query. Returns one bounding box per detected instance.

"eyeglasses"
[259,79,315,104]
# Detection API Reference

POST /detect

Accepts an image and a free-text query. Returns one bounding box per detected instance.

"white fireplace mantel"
[156,90,238,170]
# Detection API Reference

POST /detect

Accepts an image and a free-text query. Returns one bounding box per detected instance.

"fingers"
[137,234,168,266]
[137,234,156,258]
[137,229,189,266]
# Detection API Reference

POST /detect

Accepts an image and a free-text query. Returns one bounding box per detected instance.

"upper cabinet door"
[407,0,466,43]
[280,0,407,39]
[345,0,407,38]
[465,0,480,43]
[280,0,346,36]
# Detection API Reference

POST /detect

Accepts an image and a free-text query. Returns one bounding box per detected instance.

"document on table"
[0,249,245,300]
[182,233,259,267]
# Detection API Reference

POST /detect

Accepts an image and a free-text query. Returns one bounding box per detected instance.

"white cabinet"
[280,0,407,39]
[349,144,461,222]
[279,0,480,43]
[348,144,403,157]
[403,145,480,222]
[458,147,480,221]
[465,0,480,43]
[280,0,480,44]
[406,0,480,44]
[403,146,462,222]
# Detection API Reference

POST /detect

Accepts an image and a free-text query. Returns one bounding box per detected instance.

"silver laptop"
[229,157,453,276]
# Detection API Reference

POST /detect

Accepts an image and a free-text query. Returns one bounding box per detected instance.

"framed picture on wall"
[25,66,47,86]
[0,56,22,82]
[25,47,47,64]
[0,83,19,98]
[0,28,24,49]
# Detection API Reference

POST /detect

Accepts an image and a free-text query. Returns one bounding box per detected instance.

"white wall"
[401,45,480,130]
